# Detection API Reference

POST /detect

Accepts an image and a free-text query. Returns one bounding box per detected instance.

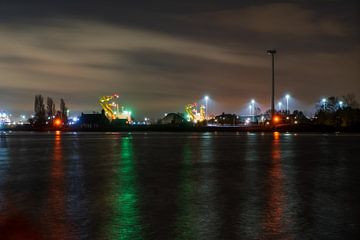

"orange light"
[273,116,280,123]
[54,119,62,126]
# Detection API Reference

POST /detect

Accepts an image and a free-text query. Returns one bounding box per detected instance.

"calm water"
[0,132,359,240]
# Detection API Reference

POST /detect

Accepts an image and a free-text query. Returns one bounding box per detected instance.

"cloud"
[0,19,268,115]
[0,5,358,117]
[180,3,349,37]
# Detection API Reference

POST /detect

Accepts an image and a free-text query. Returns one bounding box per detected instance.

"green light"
[109,136,143,239]
[174,144,195,239]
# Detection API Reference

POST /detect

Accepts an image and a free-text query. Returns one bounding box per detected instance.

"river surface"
[0,132,359,240]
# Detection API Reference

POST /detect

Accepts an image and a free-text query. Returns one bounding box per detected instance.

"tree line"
[314,93,360,127]
[31,94,68,126]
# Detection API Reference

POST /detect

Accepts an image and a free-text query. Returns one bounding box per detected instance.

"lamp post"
[251,99,255,121]
[322,98,327,111]
[285,94,290,113]
[278,101,282,111]
[339,101,343,109]
[266,49,276,119]
[204,95,209,119]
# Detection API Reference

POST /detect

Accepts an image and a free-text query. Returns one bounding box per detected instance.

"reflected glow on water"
[174,143,195,240]
[261,132,291,239]
[46,130,67,239]
[0,135,9,211]
[0,132,359,239]
[109,136,142,240]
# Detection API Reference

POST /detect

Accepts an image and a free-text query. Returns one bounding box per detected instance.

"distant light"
[54,119,62,126]
[251,99,255,104]
[248,104,252,109]
[72,117,79,122]
[285,94,290,99]
[322,98,327,103]
[204,95,209,101]
[278,102,282,106]
[339,101,344,107]
[273,116,280,123]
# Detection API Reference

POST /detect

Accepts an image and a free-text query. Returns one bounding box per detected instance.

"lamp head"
[266,49,276,55]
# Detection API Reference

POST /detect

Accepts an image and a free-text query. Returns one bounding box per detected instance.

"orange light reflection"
[262,131,285,237]
[47,132,67,239]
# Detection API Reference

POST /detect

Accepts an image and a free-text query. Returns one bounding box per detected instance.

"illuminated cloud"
[0,1,359,117]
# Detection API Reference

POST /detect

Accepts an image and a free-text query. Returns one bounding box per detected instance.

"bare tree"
[46,97,56,118]
[60,98,68,121]
[342,94,359,108]
[34,94,46,125]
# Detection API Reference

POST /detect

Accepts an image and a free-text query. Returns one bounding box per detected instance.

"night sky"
[0,0,359,118]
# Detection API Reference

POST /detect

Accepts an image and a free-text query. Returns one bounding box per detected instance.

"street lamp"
[249,104,252,116]
[204,95,209,119]
[251,99,255,121]
[339,101,343,109]
[322,98,327,111]
[285,94,290,113]
[266,49,276,119]
[278,102,282,111]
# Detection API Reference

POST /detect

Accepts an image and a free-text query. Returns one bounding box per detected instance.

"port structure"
[185,103,206,123]
[99,94,131,122]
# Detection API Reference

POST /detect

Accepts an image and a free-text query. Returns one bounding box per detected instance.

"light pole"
[285,94,290,113]
[249,104,252,116]
[204,95,209,119]
[322,98,327,111]
[339,101,343,109]
[266,49,276,119]
[278,101,282,111]
[251,99,255,121]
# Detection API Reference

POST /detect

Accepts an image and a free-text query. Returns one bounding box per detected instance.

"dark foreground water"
[0,132,359,240]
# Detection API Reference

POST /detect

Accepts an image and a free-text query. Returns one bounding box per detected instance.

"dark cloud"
[0,1,359,117]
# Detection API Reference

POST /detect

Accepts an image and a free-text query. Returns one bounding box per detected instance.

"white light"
[278,102,282,106]
[251,99,255,104]
[285,94,290,99]
[204,95,209,101]
[322,98,327,103]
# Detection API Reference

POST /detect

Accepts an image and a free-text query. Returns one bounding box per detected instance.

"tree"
[34,94,46,125]
[60,98,68,122]
[46,97,56,118]
[342,93,359,108]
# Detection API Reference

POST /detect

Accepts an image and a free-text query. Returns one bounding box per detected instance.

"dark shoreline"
[3,123,360,133]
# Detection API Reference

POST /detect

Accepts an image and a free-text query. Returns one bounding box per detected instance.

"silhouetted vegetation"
[34,94,46,126]
[313,94,360,128]
[31,94,68,128]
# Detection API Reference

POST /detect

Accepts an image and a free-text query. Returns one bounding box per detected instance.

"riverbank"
[3,123,360,133]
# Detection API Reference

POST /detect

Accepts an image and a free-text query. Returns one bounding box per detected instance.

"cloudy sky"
[0,0,359,118]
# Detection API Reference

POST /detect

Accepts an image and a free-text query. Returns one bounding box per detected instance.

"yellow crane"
[185,103,205,123]
[99,94,131,122]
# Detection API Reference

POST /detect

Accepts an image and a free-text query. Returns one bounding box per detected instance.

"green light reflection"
[174,144,196,240]
[110,136,142,240]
